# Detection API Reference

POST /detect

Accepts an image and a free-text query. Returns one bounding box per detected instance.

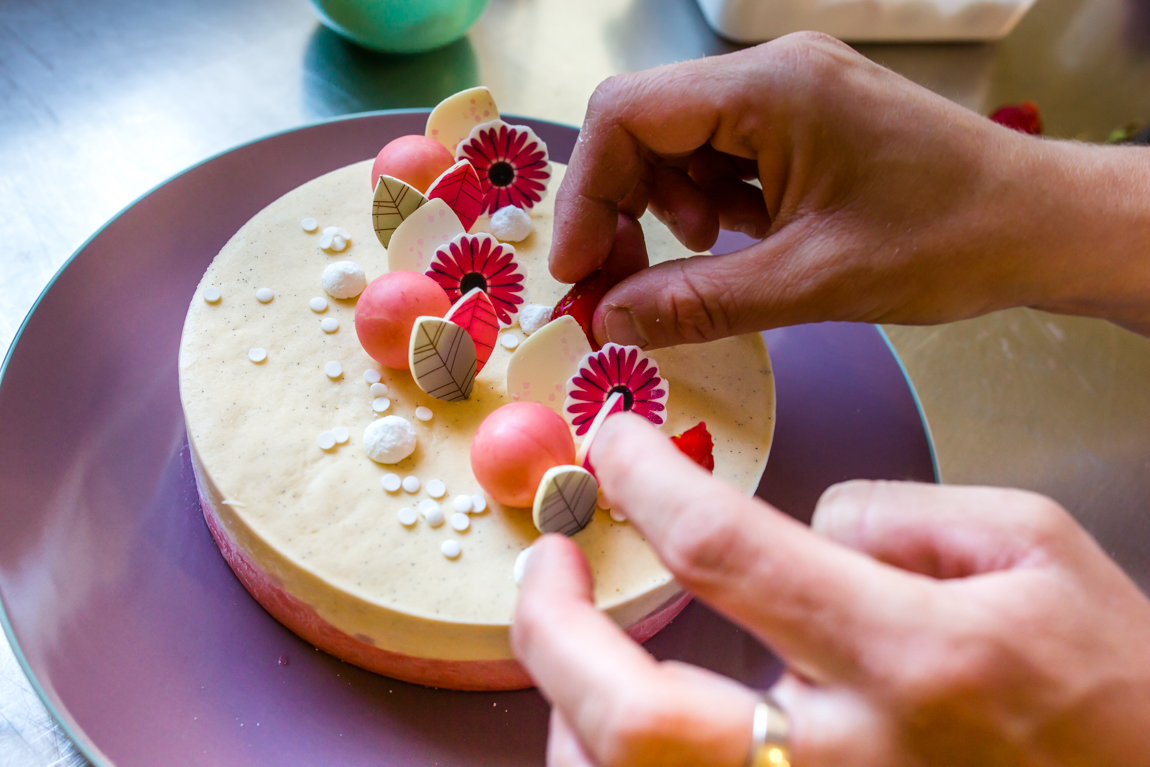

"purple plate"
[0,112,936,766]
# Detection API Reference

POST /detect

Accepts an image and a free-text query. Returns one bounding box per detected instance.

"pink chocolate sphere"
[355,271,450,369]
[471,403,576,508]
[371,135,455,193]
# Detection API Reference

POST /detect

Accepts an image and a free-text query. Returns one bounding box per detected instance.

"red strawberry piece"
[989,102,1043,135]
[671,422,715,473]
[550,270,620,351]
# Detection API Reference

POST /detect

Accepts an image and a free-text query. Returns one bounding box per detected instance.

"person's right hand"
[512,414,1150,766]
[549,33,1150,347]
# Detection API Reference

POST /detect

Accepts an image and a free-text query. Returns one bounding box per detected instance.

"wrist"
[1002,140,1150,330]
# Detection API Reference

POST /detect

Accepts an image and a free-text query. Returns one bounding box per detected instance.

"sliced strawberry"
[550,270,619,351]
[989,102,1042,135]
[671,422,715,473]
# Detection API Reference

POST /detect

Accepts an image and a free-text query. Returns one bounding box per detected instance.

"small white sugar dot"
[402,475,421,493]
[452,495,472,513]
[415,406,433,422]
[441,540,461,559]
[309,296,328,312]
[323,226,339,236]
[256,288,274,303]
[248,348,267,363]
[372,397,391,413]
[332,426,349,444]
[513,546,533,585]
[317,432,336,450]
[470,495,487,513]
[450,512,470,531]
[330,235,347,252]
[202,286,221,303]
[318,232,334,249]
[364,369,381,384]
[423,505,445,527]
[324,361,343,379]
[610,509,627,523]
[426,479,446,498]
[418,499,439,513]
[335,228,350,239]
[397,507,417,526]
[320,317,339,333]
[500,334,520,350]
[381,473,401,492]
[301,217,318,232]
[370,382,388,397]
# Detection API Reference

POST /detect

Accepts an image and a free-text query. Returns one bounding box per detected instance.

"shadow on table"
[302,24,479,116]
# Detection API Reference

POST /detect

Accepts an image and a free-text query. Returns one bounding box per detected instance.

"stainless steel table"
[2,0,1148,763]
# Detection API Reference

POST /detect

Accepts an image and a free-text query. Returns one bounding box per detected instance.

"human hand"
[550,33,1150,347]
[512,414,1150,766]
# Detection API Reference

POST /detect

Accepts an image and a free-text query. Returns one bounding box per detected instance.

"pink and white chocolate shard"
[426,232,525,326]
[456,120,551,214]
[564,343,668,437]
[505,315,592,414]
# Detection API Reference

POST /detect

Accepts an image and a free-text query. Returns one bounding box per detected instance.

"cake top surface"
[178,160,775,627]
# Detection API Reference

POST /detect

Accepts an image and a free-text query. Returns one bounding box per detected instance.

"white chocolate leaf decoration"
[426,86,500,154]
[373,175,427,248]
[444,288,499,373]
[532,465,599,537]
[574,391,626,475]
[426,159,483,232]
[506,315,592,414]
[409,316,477,402]
[565,343,668,437]
[386,198,465,274]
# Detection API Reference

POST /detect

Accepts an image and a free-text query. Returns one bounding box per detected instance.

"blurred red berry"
[551,270,619,351]
[671,422,715,473]
[989,102,1043,135]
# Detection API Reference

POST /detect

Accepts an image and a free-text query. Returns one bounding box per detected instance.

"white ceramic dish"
[697,0,1037,42]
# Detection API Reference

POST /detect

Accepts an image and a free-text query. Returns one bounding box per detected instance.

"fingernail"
[604,307,648,348]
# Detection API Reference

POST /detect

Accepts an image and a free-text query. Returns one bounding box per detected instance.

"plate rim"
[0,108,939,766]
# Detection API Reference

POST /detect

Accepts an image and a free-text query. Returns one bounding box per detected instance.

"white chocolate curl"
[363,415,417,464]
[490,206,533,242]
[322,261,367,299]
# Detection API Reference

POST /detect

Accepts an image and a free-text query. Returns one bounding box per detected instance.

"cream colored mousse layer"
[178,161,775,665]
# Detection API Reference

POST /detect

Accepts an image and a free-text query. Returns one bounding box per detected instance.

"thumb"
[811,480,1082,578]
[590,234,820,349]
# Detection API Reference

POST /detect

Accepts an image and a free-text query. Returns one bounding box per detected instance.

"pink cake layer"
[200,490,692,691]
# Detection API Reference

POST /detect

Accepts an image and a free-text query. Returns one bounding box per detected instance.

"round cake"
[179,122,775,691]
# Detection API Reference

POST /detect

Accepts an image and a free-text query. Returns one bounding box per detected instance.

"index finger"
[549,55,763,283]
[590,414,925,682]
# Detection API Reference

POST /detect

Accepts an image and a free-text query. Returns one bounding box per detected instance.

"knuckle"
[1007,490,1078,555]
[660,500,745,588]
[587,74,632,119]
[660,261,735,343]
[598,692,675,766]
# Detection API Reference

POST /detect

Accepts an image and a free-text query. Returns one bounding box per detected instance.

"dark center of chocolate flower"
[459,272,488,294]
[488,161,515,187]
[609,385,635,410]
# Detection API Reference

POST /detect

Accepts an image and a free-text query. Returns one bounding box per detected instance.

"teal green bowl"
[309,0,488,54]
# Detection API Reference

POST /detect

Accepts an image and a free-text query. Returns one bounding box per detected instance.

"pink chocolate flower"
[456,120,550,214]
[564,343,668,436]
